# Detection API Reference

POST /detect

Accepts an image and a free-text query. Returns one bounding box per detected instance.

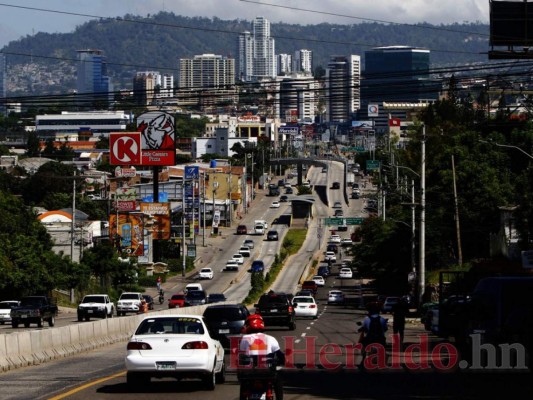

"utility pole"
[419,125,426,307]
[181,179,186,277]
[451,154,463,266]
[202,171,206,247]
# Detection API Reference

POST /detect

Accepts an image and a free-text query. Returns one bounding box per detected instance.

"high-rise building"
[76,49,113,106]
[0,53,6,116]
[294,50,313,74]
[325,55,361,122]
[160,74,174,98]
[179,54,235,88]
[279,74,318,123]
[277,54,292,75]
[362,46,438,103]
[238,17,276,82]
[133,72,158,106]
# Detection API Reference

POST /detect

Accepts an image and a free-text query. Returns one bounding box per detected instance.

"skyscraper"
[238,17,276,82]
[133,72,157,106]
[76,49,113,106]
[294,50,313,74]
[179,54,235,89]
[362,46,438,103]
[277,54,292,75]
[0,53,6,116]
[325,55,361,122]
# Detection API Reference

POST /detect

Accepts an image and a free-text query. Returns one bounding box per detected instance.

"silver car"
[0,300,20,324]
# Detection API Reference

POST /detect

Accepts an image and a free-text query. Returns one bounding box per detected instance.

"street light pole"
[419,125,426,307]
[202,171,206,247]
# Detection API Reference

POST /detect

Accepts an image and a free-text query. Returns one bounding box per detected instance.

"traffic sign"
[324,217,364,225]
[324,218,343,225]
[366,160,380,171]
[344,217,364,225]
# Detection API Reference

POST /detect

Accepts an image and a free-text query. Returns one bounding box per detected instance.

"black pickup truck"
[10,296,58,328]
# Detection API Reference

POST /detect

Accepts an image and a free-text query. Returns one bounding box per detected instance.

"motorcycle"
[158,290,164,305]
[237,354,283,400]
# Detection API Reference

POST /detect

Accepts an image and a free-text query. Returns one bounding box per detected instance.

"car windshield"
[186,291,206,299]
[204,307,245,320]
[0,303,16,309]
[259,295,287,306]
[82,296,106,303]
[171,295,185,300]
[201,269,211,273]
[120,294,140,300]
[135,317,204,335]
[293,297,313,303]
[207,294,226,302]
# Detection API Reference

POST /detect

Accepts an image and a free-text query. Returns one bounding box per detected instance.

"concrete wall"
[0,305,208,372]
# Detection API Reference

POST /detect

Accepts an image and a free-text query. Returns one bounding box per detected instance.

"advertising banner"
[109,213,144,256]
[137,111,176,166]
[140,202,171,240]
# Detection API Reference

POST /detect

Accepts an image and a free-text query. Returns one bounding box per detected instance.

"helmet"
[366,301,382,315]
[244,314,265,333]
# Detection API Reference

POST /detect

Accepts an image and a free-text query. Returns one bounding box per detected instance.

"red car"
[236,225,247,234]
[168,293,186,309]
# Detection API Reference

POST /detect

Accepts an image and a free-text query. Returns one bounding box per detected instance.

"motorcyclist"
[158,288,164,304]
[238,314,285,400]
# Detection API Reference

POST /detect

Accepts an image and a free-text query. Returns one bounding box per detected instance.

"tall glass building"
[76,49,113,107]
[362,46,440,103]
[325,55,361,122]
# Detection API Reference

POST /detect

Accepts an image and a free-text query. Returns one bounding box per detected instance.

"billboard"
[140,202,171,240]
[109,213,144,256]
[137,112,176,166]
[490,1,533,46]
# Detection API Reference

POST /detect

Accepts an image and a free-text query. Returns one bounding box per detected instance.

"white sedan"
[270,201,281,208]
[312,275,325,287]
[328,290,345,305]
[199,268,214,280]
[292,296,318,319]
[329,235,341,243]
[231,254,244,265]
[125,315,226,389]
[339,267,353,279]
[325,251,337,263]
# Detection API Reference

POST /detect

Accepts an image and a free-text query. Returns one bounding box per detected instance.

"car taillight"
[288,306,294,313]
[310,305,316,308]
[182,341,209,349]
[127,342,152,350]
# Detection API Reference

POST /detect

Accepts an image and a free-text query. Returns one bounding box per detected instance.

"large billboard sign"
[137,111,176,166]
[109,213,144,256]
[109,133,141,165]
[140,202,171,240]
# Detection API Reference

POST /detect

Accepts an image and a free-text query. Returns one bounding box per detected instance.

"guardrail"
[0,305,210,372]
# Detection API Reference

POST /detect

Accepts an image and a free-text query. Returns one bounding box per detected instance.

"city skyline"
[0,0,490,48]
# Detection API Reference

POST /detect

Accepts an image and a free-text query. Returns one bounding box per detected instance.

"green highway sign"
[366,160,380,171]
[341,146,366,152]
[324,217,364,225]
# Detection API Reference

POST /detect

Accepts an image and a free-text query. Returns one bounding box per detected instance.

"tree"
[25,132,41,157]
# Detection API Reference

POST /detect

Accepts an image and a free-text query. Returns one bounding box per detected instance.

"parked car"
[267,230,279,241]
[312,275,326,287]
[292,296,318,319]
[236,225,247,235]
[199,267,214,280]
[250,260,265,273]
[76,295,114,321]
[125,314,226,389]
[142,294,155,311]
[328,290,345,305]
[339,268,353,279]
[206,293,227,304]
[243,239,255,249]
[203,303,250,347]
[0,300,20,325]
[254,291,295,330]
[382,296,400,313]
[168,293,186,309]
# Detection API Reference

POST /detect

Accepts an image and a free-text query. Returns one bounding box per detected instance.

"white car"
[292,296,318,319]
[270,201,280,208]
[339,267,353,279]
[225,260,239,271]
[341,238,353,246]
[125,314,226,389]
[312,275,325,287]
[199,268,214,280]
[329,235,341,243]
[0,300,20,324]
[231,254,244,265]
[325,251,337,263]
[77,294,114,321]
[238,246,251,257]
[243,239,255,249]
[117,292,143,316]
[328,290,345,305]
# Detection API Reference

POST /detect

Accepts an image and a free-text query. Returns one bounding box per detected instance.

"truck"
[10,296,58,328]
[268,184,280,196]
[77,294,115,321]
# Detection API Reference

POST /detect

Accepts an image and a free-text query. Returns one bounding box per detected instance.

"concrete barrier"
[0,305,210,372]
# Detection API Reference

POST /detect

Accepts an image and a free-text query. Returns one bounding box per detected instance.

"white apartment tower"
[277,54,292,75]
[238,17,276,82]
[294,50,313,74]
[325,55,361,122]
[160,74,174,98]
[179,54,235,88]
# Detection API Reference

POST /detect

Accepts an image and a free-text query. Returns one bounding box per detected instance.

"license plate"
[270,309,278,313]
[88,310,93,314]
[156,362,177,370]
[219,329,230,334]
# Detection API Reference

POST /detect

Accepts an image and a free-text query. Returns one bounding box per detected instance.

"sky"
[0,0,490,48]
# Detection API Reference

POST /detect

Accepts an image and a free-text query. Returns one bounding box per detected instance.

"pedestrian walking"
[392,296,409,346]
[156,276,162,291]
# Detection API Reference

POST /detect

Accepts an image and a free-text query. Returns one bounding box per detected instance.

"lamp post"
[202,171,206,247]
[479,139,533,160]
[212,179,219,235]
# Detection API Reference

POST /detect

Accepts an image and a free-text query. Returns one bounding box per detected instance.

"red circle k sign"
[110,133,142,165]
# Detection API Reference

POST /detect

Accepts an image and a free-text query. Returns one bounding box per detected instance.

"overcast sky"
[0,0,490,48]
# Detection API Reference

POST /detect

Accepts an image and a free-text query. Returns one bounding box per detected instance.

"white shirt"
[239,332,281,355]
